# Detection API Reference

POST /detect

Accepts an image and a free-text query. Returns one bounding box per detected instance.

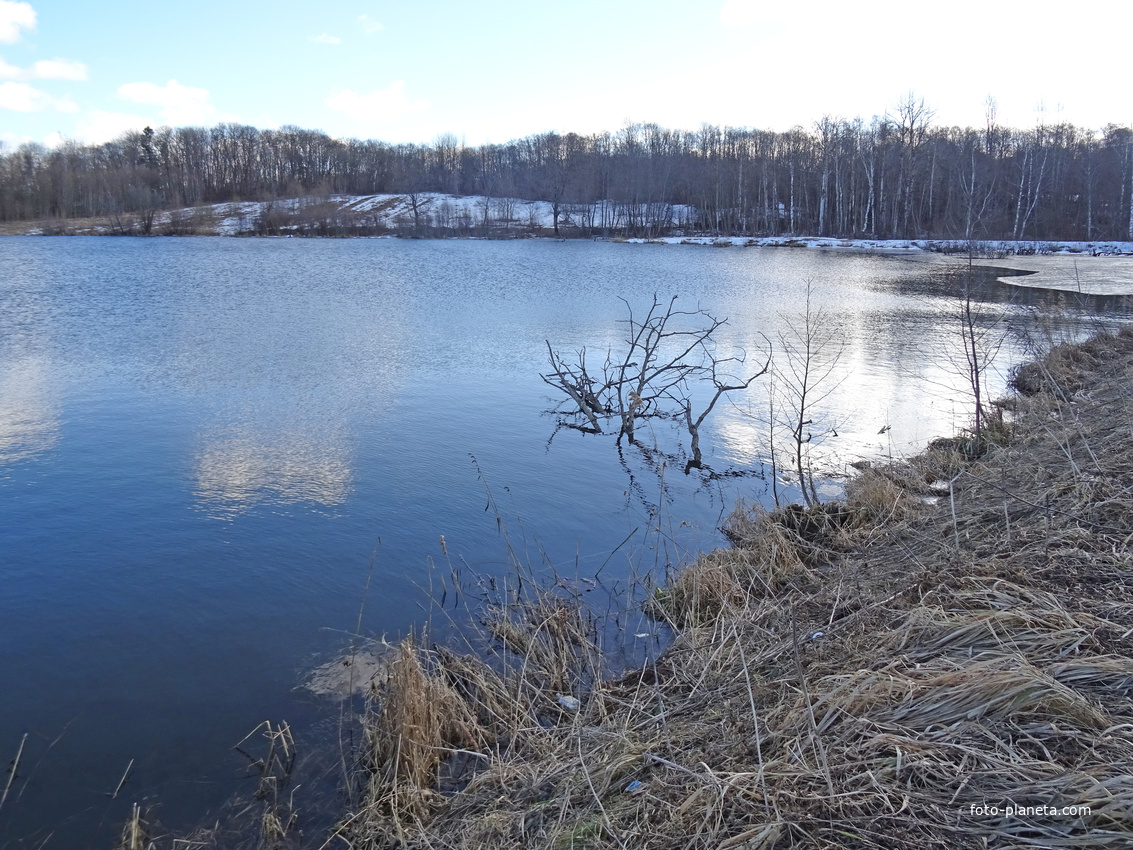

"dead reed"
[126,326,1133,849]
[319,326,1133,849]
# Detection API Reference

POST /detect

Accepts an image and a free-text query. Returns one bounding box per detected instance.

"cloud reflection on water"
[0,356,59,465]
[168,245,415,518]
[194,425,353,517]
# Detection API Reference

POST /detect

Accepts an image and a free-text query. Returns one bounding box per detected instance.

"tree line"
[3,100,1132,241]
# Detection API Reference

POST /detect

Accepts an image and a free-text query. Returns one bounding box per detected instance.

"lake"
[0,236,1127,844]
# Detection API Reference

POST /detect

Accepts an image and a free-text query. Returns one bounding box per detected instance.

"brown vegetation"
[115,326,1133,848]
[325,326,1133,848]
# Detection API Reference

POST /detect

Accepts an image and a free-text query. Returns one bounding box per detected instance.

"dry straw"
[144,326,1133,848]
[324,327,1133,848]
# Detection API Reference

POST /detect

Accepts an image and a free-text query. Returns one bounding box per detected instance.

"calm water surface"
[0,237,1127,844]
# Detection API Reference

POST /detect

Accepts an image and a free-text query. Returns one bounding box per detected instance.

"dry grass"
[356,637,487,828]
[654,503,815,625]
[842,465,925,526]
[116,803,152,850]
[0,206,221,236]
[312,326,1133,849]
[125,326,1133,849]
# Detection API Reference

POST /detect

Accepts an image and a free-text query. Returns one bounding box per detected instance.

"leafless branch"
[542,295,769,469]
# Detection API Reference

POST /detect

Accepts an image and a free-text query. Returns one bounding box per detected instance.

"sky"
[1,0,1130,151]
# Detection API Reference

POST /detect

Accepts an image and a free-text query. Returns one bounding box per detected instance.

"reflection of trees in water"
[543,406,768,550]
[613,435,768,524]
[538,295,775,545]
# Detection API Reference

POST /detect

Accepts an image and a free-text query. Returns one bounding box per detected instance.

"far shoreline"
[5,207,1132,295]
[1,192,1130,260]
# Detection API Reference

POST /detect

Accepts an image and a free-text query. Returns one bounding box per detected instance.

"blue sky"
[1,0,1130,150]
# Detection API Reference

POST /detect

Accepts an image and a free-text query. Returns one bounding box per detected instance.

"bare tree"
[889,92,935,237]
[6,113,1133,241]
[959,133,997,241]
[774,283,846,507]
[542,295,769,471]
[956,252,1007,451]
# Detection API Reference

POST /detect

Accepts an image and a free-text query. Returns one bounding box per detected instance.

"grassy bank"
[126,326,1133,850]
[314,325,1133,850]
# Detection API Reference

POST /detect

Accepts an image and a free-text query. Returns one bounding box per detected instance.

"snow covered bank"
[621,234,1133,257]
[621,235,1133,295]
[199,193,697,238]
[11,191,1133,295]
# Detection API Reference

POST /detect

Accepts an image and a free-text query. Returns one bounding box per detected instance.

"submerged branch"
[545,295,769,466]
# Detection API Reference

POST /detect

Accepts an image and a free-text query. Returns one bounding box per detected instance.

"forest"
[2,97,1132,241]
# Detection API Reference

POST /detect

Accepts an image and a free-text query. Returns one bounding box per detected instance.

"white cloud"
[325,81,429,126]
[0,128,33,149]
[0,56,22,78]
[0,56,88,81]
[117,79,217,125]
[0,80,75,112]
[31,57,87,80]
[0,131,77,156]
[310,33,341,44]
[0,0,34,44]
[718,0,760,27]
[358,14,382,34]
[74,109,151,144]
